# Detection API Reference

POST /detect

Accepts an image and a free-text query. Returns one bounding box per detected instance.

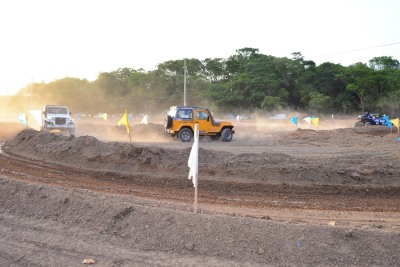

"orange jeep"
[164,106,235,142]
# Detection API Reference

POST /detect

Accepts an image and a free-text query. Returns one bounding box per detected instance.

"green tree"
[308,92,332,113]
[369,56,400,70]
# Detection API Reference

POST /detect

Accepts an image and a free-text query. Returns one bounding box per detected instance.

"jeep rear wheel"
[221,128,233,142]
[179,128,192,142]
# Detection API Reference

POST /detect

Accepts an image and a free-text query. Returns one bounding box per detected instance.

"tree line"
[8,47,400,117]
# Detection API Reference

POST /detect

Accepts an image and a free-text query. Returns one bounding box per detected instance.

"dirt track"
[1,119,400,266]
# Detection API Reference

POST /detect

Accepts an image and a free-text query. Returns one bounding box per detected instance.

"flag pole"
[184,59,187,106]
[194,123,198,213]
[194,176,198,213]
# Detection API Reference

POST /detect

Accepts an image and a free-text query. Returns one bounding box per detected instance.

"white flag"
[140,114,148,125]
[303,117,311,125]
[236,115,240,122]
[28,110,43,131]
[188,124,199,187]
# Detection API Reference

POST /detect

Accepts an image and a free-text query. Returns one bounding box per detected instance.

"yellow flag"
[101,113,108,121]
[117,110,130,134]
[311,117,319,128]
[390,118,399,128]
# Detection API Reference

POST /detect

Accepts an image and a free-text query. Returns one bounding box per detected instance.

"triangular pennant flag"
[101,113,108,121]
[303,117,311,125]
[28,110,43,131]
[118,110,131,135]
[383,115,390,126]
[390,118,399,128]
[18,113,27,126]
[140,114,148,125]
[311,117,319,128]
[291,116,298,126]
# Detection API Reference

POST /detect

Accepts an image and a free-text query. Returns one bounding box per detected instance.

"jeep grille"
[55,118,66,125]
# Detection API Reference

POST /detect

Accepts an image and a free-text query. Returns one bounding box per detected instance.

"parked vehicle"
[269,113,288,120]
[355,112,387,127]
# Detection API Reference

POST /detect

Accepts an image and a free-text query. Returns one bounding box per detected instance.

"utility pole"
[183,59,187,106]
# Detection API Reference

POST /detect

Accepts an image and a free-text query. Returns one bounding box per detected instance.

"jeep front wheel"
[221,128,233,142]
[179,128,192,142]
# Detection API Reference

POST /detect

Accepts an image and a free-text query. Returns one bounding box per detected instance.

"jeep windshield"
[47,107,68,114]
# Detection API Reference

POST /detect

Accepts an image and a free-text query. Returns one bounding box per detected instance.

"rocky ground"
[0,118,399,266]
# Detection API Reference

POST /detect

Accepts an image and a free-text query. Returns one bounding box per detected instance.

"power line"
[313,41,400,58]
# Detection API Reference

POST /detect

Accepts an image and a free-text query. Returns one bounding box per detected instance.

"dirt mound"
[6,129,187,174]
[5,127,400,186]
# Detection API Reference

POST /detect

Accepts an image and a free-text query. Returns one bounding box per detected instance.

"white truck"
[41,105,75,137]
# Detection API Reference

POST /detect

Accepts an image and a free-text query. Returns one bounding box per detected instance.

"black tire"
[364,122,372,126]
[179,128,192,142]
[164,115,173,129]
[221,128,233,142]
[354,122,362,127]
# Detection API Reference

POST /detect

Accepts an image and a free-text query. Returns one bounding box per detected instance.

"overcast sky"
[0,0,399,95]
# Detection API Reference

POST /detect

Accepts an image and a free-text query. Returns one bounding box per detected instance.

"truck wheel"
[221,128,233,142]
[69,129,75,137]
[179,128,192,142]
